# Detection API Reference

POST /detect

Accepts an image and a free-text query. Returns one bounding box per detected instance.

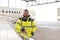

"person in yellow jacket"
[14,9,36,40]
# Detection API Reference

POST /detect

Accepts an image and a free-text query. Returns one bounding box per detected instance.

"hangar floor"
[0,21,60,40]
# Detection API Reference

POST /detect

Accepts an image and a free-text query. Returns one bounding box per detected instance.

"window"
[17,11,18,13]
[2,10,4,13]
[9,11,11,13]
[14,11,16,13]
[19,11,20,13]
[6,11,8,13]
[12,11,13,13]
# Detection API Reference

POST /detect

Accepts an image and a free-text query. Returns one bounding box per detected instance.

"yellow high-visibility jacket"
[14,17,36,39]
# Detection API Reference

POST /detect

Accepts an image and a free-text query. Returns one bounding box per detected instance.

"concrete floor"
[34,27,60,40]
[33,22,60,40]
[0,21,60,40]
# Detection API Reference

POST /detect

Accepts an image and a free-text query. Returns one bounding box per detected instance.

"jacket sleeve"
[14,18,21,33]
[32,21,36,33]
